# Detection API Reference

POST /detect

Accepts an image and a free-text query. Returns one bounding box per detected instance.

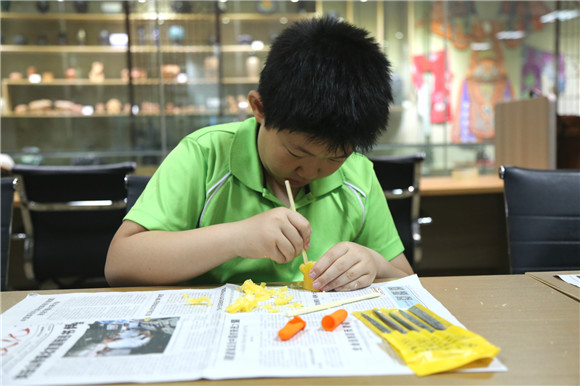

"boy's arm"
[105,207,311,286]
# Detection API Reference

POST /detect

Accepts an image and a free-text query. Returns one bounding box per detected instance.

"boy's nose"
[297,163,320,180]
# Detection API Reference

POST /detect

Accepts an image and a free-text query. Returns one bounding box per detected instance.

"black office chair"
[12,162,136,288]
[1,177,15,291]
[125,174,152,213]
[499,165,580,274]
[368,153,426,269]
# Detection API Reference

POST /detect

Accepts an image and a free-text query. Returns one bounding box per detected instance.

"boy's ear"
[248,90,265,125]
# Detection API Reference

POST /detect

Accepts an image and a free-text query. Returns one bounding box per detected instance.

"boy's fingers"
[310,243,348,279]
[287,211,311,248]
[281,224,305,259]
[311,245,355,290]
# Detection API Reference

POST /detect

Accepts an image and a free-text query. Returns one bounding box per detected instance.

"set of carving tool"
[355,304,500,376]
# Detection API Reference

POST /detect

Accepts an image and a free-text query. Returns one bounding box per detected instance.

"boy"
[105,17,413,291]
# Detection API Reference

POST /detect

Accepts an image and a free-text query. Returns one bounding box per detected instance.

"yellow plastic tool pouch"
[354,304,500,376]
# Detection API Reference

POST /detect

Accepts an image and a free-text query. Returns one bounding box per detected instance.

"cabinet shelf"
[1,44,270,54]
[0,45,128,54]
[0,12,127,21]
[2,111,226,119]
[3,77,260,87]
[0,12,317,22]
[219,13,318,21]
[2,78,222,86]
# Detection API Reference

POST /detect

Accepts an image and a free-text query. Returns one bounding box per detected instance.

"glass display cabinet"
[1,1,575,175]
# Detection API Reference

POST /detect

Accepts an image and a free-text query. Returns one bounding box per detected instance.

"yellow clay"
[274,295,293,305]
[185,296,211,306]
[226,279,303,313]
[299,261,318,291]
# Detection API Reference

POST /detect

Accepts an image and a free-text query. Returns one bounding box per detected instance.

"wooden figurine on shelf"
[27,66,37,78]
[65,67,77,79]
[14,104,28,115]
[77,28,86,45]
[89,61,105,82]
[95,103,106,114]
[204,56,218,79]
[106,98,122,115]
[55,100,82,115]
[226,96,238,114]
[121,68,147,81]
[42,72,54,82]
[28,99,52,114]
[161,64,180,79]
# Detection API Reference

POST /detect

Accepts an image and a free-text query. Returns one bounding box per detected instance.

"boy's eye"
[288,150,303,158]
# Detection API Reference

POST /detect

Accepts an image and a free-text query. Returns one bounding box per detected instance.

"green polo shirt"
[126,118,403,285]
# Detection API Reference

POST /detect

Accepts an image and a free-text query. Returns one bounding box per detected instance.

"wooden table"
[2,274,579,385]
[420,175,504,196]
[526,270,580,301]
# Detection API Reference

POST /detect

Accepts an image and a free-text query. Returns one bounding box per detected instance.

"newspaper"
[1,275,506,385]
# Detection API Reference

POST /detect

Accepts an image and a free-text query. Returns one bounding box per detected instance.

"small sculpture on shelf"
[27,66,38,78]
[141,101,160,114]
[9,72,22,80]
[14,104,28,115]
[204,56,219,79]
[226,96,237,114]
[55,100,82,115]
[106,98,122,115]
[88,61,105,83]
[77,28,86,45]
[65,67,77,79]
[246,54,261,79]
[161,64,180,79]
[28,99,52,114]
[95,103,106,115]
[168,25,185,44]
[42,72,54,82]
[99,30,110,45]
[121,67,147,81]
[12,34,27,45]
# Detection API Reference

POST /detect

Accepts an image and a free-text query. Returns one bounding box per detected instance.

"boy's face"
[257,126,352,190]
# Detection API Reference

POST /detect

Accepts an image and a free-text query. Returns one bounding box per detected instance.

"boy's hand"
[308,242,379,291]
[237,207,311,264]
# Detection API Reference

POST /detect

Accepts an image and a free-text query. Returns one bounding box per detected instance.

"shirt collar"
[230,118,264,192]
[230,117,345,198]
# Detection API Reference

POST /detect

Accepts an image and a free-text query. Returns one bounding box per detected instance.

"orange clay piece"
[278,316,306,341]
[321,309,348,331]
[299,261,318,291]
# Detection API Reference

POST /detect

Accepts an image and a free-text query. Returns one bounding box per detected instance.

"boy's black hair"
[257,17,393,154]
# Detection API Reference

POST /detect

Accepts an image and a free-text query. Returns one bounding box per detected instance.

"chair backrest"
[499,165,580,274]
[1,177,15,291]
[126,174,152,213]
[367,153,426,269]
[11,162,136,288]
